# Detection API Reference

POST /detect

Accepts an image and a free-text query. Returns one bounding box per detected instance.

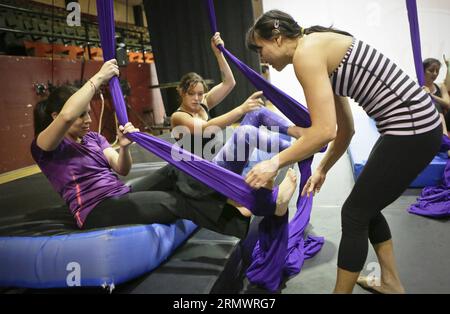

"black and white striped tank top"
[330,38,441,136]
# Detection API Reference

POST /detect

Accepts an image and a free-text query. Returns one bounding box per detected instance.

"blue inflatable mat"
[348,108,447,188]
[0,220,197,289]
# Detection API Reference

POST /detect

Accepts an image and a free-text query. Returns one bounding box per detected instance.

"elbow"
[348,128,356,139]
[117,168,130,177]
[322,128,337,144]
[307,126,337,146]
[224,79,236,90]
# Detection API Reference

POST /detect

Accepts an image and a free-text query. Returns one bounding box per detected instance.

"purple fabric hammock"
[205,0,324,290]
[96,0,323,292]
[406,0,450,218]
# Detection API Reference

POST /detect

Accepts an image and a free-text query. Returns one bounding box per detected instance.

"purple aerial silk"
[205,0,324,291]
[95,1,277,217]
[406,0,450,218]
[441,135,450,153]
[406,0,425,87]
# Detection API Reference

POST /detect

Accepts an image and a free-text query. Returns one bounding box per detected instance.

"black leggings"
[83,165,250,239]
[338,125,442,272]
[83,191,181,229]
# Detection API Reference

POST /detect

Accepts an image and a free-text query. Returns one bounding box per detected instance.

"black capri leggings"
[83,165,250,239]
[338,125,442,272]
[83,190,181,229]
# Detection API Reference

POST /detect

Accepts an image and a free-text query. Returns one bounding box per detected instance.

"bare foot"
[236,206,253,217]
[357,276,405,294]
[288,126,304,139]
[227,199,253,217]
[275,168,297,216]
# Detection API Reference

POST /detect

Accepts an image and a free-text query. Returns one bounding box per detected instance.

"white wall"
[262,0,450,106]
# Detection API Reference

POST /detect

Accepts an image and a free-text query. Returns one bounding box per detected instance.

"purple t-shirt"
[31,132,130,228]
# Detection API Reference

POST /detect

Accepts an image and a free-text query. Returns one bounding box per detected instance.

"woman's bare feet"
[227,170,297,218]
[227,199,253,217]
[275,168,298,216]
[357,276,405,294]
[288,126,304,139]
[237,206,253,217]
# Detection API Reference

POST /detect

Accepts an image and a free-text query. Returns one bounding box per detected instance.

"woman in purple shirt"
[31,59,165,229]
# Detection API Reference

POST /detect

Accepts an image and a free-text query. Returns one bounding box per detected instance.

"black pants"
[338,126,442,272]
[84,165,250,239]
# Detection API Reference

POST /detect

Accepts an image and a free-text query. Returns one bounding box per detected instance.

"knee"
[235,125,257,141]
[341,200,370,238]
[243,108,262,122]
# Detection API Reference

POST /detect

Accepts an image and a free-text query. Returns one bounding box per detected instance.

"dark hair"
[177,72,209,96]
[246,9,352,52]
[33,85,79,136]
[423,58,441,71]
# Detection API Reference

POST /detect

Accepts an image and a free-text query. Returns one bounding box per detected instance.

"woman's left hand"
[118,122,139,148]
[422,86,431,93]
[245,159,279,189]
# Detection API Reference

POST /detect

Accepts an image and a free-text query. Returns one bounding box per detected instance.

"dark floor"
[1,136,448,294]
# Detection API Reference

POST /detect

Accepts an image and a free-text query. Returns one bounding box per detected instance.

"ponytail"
[304,25,352,37]
[33,85,79,137]
[33,100,52,136]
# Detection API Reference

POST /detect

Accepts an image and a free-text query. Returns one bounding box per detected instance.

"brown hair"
[177,72,209,95]
[246,9,352,52]
[33,85,79,136]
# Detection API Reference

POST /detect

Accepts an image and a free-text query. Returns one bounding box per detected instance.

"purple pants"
[213,107,293,175]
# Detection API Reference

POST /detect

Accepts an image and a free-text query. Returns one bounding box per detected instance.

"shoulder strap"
[200,103,209,113]
[175,109,194,117]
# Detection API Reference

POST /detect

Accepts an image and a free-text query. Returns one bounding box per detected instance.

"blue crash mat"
[0,219,197,289]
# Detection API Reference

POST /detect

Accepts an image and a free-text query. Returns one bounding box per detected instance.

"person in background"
[423,58,450,135]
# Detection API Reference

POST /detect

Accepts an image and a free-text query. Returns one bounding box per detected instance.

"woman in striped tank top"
[245,10,442,293]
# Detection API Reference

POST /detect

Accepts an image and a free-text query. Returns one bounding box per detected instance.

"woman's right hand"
[211,32,224,56]
[239,91,264,115]
[444,54,449,68]
[96,59,120,84]
[301,169,327,197]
